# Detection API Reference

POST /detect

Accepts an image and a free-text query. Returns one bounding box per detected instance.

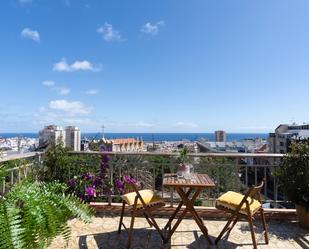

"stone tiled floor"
[48,215,309,249]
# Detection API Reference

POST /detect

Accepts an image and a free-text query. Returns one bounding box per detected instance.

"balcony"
[1,151,308,248]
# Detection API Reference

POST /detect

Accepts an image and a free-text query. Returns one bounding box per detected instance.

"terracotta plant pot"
[296,205,309,229]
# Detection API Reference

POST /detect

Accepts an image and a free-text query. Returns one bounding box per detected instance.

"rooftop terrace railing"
[0,152,44,196]
[65,151,286,208]
[0,151,288,209]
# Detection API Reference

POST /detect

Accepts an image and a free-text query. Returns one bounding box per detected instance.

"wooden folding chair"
[215,181,269,249]
[118,181,166,249]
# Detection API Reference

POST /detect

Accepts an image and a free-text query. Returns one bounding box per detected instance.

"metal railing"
[67,151,286,208]
[0,152,43,196]
[0,151,288,208]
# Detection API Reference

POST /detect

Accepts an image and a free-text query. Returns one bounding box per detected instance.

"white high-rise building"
[65,126,81,151]
[39,125,65,148]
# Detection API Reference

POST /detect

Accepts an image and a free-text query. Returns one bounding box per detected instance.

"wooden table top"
[163,173,215,188]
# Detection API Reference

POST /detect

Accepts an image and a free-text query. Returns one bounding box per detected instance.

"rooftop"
[109,138,142,144]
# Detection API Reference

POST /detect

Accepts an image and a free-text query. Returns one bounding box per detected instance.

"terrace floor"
[48,214,309,249]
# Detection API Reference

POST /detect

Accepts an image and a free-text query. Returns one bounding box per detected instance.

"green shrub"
[276,140,309,211]
[0,180,94,249]
[43,141,71,182]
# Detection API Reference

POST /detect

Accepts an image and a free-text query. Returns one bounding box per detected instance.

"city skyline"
[1,0,309,133]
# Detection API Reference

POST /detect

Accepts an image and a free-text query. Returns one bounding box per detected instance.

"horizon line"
[0,131,271,134]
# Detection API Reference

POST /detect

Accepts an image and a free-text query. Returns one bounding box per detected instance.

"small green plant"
[43,138,71,182]
[276,140,309,211]
[0,180,94,249]
[179,147,189,165]
[194,199,203,206]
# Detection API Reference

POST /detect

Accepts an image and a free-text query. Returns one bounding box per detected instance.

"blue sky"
[1,0,309,133]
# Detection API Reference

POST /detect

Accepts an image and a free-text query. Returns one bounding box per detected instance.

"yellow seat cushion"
[216,191,261,215]
[122,189,163,207]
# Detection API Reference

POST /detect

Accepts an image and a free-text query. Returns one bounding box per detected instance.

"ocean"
[0,133,268,142]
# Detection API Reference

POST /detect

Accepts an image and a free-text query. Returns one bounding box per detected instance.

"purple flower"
[85,186,96,197]
[67,179,75,187]
[101,154,110,163]
[123,175,137,185]
[77,192,84,199]
[65,155,114,202]
[100,155,109,177]
[93,176,103,187]
[115,179,125,194]
[115,179,124,189]
[83,172,93,181]
[123,175,130,183]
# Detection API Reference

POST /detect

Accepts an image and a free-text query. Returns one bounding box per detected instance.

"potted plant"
[177,147,192,179]
[0,180,93,249]
[276,140,309,229]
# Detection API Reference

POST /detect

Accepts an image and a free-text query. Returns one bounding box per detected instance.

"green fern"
[0,181,94,249]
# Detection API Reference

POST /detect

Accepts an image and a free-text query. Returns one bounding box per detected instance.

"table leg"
[164,188,202,243]
[177,187,213,245]
[163,188,192,230]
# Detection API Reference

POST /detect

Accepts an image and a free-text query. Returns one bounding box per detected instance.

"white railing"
[0,152,43,196]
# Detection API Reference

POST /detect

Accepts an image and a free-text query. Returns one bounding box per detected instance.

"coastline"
[0,132,268,142]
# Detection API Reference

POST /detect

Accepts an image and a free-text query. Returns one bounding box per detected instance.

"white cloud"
[71,61,98,71]
[53,58,101,72]
[58,87,70,95]
[85,89,99,95]
[42,80,55,87]
[97,23,124,42]
[141,21,165,35]
[39,106,46,112]
[42,81,70,95]
[35,99,96,128]
[33,110,99,130]
[21,28,40,42]
[62,118,95,125]
[49,100,92,115]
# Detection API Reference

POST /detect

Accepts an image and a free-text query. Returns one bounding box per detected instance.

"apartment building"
[39,125,81,151]
[268,123,309,153]
[39,125,65,148]
[65,126,81,151]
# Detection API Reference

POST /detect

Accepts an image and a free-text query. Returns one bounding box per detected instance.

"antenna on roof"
[152,133,155,151]
[101,125,105,140]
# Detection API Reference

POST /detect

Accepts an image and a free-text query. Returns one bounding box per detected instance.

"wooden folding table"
[162,173,215,245]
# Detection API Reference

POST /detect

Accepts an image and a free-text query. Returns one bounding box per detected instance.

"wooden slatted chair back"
[245,180,264,203]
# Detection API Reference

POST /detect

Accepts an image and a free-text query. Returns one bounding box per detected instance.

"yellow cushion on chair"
[216,191,261,215]
[122,189,163,206]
